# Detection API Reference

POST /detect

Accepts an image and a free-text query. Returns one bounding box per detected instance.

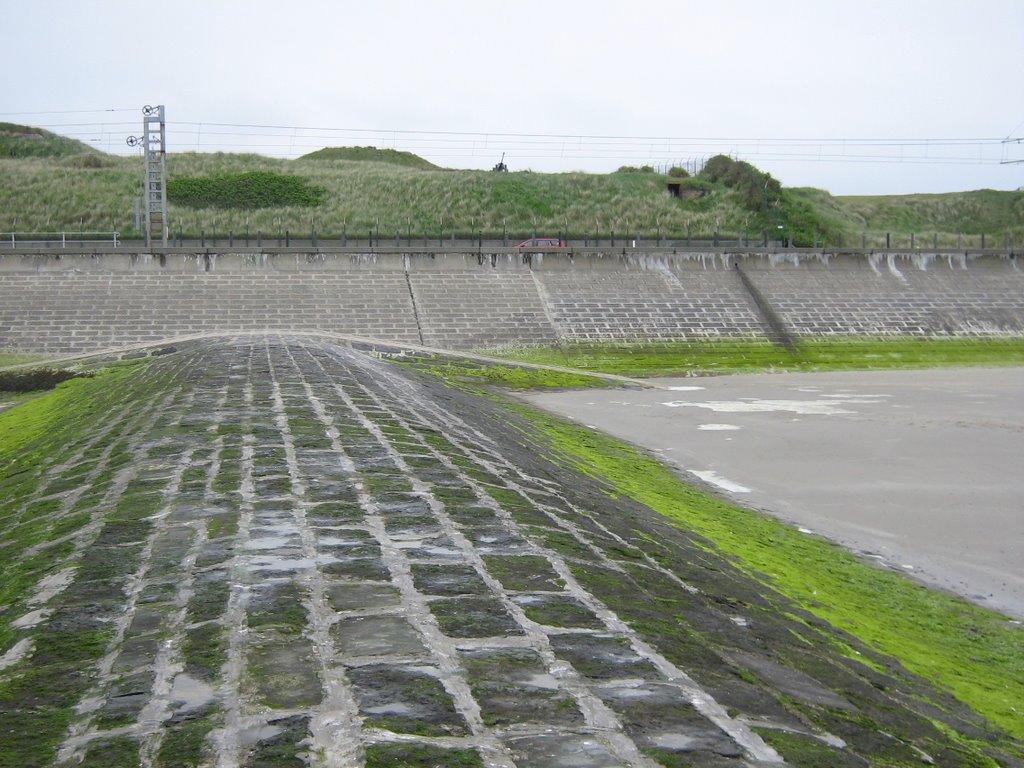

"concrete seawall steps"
[1,251,1021,355]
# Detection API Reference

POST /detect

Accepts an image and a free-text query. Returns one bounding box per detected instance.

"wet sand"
[523,367,1024,619]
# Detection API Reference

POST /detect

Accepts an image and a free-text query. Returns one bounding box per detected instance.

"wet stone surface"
[2,336,1021,768]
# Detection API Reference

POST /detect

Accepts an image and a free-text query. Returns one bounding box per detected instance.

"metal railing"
[1,231,120,248]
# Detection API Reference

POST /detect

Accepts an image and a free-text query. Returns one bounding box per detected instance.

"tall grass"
[1,153,1021,246]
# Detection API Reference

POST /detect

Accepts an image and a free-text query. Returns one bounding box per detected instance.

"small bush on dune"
[167,170,326,209]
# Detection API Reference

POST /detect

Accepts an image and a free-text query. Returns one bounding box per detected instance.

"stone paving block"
[246,635,323,709]
[347,663,469,737]
[512,593,604,629]
[505,733,625,768]
[461,648,585,728]
[325,582,402,612]
[410,563,490,596]
[596,682,744,760]
[428,595,525,638]
[548,633,662,681]
[482,554,566,592]
[333,615,428,658]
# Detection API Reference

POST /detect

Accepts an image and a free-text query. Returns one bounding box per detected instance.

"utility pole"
[127,105,168,247]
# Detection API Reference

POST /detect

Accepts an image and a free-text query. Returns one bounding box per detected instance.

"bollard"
[286,230,290,247]
[257,231,262,248]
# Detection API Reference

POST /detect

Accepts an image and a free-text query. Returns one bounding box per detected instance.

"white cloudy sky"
[3,0,1022,195]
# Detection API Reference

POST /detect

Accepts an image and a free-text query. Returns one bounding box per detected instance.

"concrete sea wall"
[0,249,1021,354]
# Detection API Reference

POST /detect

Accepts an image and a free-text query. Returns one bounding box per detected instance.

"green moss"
[79,735,140,768]
[363,743,484,768]
[182,623,227,681]
[396,355,611,391]
[156,718,216,768]
[490,337,1024,379]
[752,729,864,767]
[206,511,239,539]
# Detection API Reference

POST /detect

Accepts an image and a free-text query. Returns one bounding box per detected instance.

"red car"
[516,237,566,249]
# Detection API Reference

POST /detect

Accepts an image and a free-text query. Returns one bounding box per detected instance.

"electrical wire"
[9,113,1021,168]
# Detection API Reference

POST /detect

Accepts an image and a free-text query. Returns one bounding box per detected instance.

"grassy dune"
[1,124,1021,246]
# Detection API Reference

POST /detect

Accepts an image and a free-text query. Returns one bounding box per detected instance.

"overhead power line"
[10,113,1023,168]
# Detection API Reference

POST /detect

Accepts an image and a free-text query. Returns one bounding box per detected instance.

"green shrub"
[699,154,782,213]
[166,170,326,209]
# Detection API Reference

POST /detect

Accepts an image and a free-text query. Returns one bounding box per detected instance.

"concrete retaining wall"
[1,250,1021,354]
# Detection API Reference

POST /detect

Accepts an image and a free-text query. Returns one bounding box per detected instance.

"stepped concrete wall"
[533,255,766,342]
[0,250,1021,355]
[744,252,1024,337]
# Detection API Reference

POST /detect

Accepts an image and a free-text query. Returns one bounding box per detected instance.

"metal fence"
[0,230,1017,254]
[1,232,121,248]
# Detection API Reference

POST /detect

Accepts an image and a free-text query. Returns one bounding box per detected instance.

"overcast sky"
[3,0,1022,195]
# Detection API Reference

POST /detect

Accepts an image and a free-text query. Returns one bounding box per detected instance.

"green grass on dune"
[489,337,1024,378]
[1,129,1020,248]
